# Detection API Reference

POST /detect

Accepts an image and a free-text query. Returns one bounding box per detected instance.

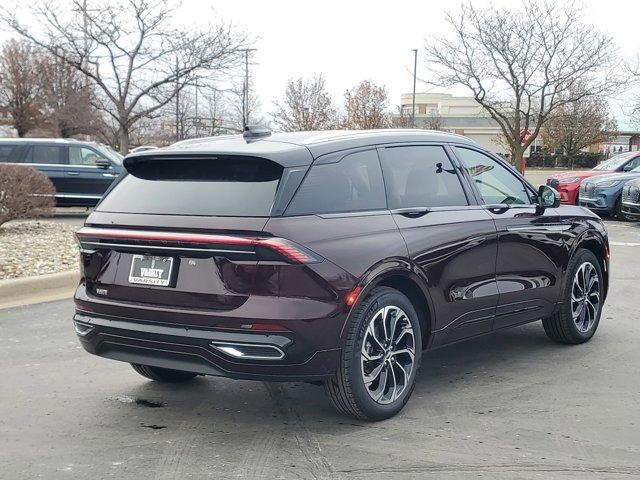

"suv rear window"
[97,156,282,217]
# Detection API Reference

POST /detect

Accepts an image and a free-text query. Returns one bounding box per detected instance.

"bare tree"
[227,82,265,131]
[201,86,237,135]
[425,113,445,131]
[627,57,640,125]
[391,106,413,128]
[38,54,101,137]
[271,74,336,131]
[2,0,247,152]
[342,80,390,129]
[0,39,43,137]
[542,85,617,166]
[424,0,620,172]
[173,87,196,141]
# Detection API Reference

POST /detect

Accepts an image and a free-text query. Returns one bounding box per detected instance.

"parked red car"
[546,152,640,204]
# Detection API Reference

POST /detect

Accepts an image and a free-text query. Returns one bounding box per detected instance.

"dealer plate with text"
[128,255,174,286]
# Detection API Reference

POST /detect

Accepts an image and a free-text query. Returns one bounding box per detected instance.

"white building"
[399,92,640,158]
[399,93,512,155]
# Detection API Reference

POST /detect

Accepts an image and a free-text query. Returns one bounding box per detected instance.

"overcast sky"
[3,0,639,123]
[209,0,640,123]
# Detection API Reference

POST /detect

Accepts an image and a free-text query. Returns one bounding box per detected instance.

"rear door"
[65,145,117,200]
[379,144,499,345]
[453,146,566,329]
[267,147,406,280]
[23,143,68,195]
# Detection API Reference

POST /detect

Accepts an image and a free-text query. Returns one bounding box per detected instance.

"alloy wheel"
[571,261,600,333]
[360,305,416,405]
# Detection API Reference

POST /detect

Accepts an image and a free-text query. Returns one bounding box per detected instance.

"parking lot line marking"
[610,241,640,247]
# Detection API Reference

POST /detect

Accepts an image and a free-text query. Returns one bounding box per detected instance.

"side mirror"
[538,185,561,209]
[623,164,633,172]
[95,157,111,169]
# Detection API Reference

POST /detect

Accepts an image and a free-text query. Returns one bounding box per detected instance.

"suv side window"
[286,149,386,216]
[455,147,532,205]
[0,144,19,163]
[69,146,107,166]
[380,145,468,208]
[24,145,66,165]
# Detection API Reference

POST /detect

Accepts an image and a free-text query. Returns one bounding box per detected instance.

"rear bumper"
[74,311,341,381]
[73,275,347,381]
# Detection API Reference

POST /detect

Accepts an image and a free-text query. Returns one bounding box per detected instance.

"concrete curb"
[0,270,79,309]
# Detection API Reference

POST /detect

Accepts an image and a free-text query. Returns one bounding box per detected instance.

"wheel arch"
[569,231,609,300]
[348,258,435,350]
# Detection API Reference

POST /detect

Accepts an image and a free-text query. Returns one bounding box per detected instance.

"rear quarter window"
[97,156,283,217]
[285,149,387,216]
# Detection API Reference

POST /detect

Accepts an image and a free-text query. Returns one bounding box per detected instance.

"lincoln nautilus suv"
[73,127,609,420]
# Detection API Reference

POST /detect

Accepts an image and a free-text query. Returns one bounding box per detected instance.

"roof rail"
[243,125,271,141]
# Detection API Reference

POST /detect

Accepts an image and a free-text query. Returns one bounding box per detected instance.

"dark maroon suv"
[73,128,609,420]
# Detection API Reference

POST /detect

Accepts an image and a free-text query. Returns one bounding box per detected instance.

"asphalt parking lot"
[1,219,639,480]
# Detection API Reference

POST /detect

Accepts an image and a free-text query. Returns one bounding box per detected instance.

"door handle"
[102,173,116,178]
[394,207,431,218]
[484,204,510,213]
[66,171,80,176]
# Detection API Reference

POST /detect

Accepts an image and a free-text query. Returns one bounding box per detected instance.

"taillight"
[254,237,321,264]
[75,227,322,264]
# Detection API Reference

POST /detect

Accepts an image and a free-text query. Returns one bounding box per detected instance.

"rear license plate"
[128,255,174,286]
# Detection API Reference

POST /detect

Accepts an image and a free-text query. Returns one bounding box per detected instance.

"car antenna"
[243,125,271,141]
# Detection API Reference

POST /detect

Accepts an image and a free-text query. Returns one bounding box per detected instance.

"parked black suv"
[0,138,124,206]
[74,128,609,420]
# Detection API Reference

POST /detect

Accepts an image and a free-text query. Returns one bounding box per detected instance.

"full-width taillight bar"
[75,227,322,264]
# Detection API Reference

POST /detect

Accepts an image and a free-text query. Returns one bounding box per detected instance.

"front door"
[65,145,117,201]
[379,145,499,346]
[454,147,566,330]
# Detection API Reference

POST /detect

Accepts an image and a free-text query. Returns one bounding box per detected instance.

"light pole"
[412,48,418,129]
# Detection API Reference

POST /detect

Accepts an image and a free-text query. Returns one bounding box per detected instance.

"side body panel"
[22,143,68,195]
[393,208,499,345]
[64,146,120,199]
[484,206,569,329]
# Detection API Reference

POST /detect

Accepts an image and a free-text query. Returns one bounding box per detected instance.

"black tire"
[323,286,422,421]
[130,363,198,383]
[542,249,604,344]
[615,197,627,221]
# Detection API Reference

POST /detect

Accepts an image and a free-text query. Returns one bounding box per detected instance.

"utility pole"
[194,76,199,137]
[412,49,418,129]
[82,0,88,70]
[239,48,257,129]
[175,55,180,142]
